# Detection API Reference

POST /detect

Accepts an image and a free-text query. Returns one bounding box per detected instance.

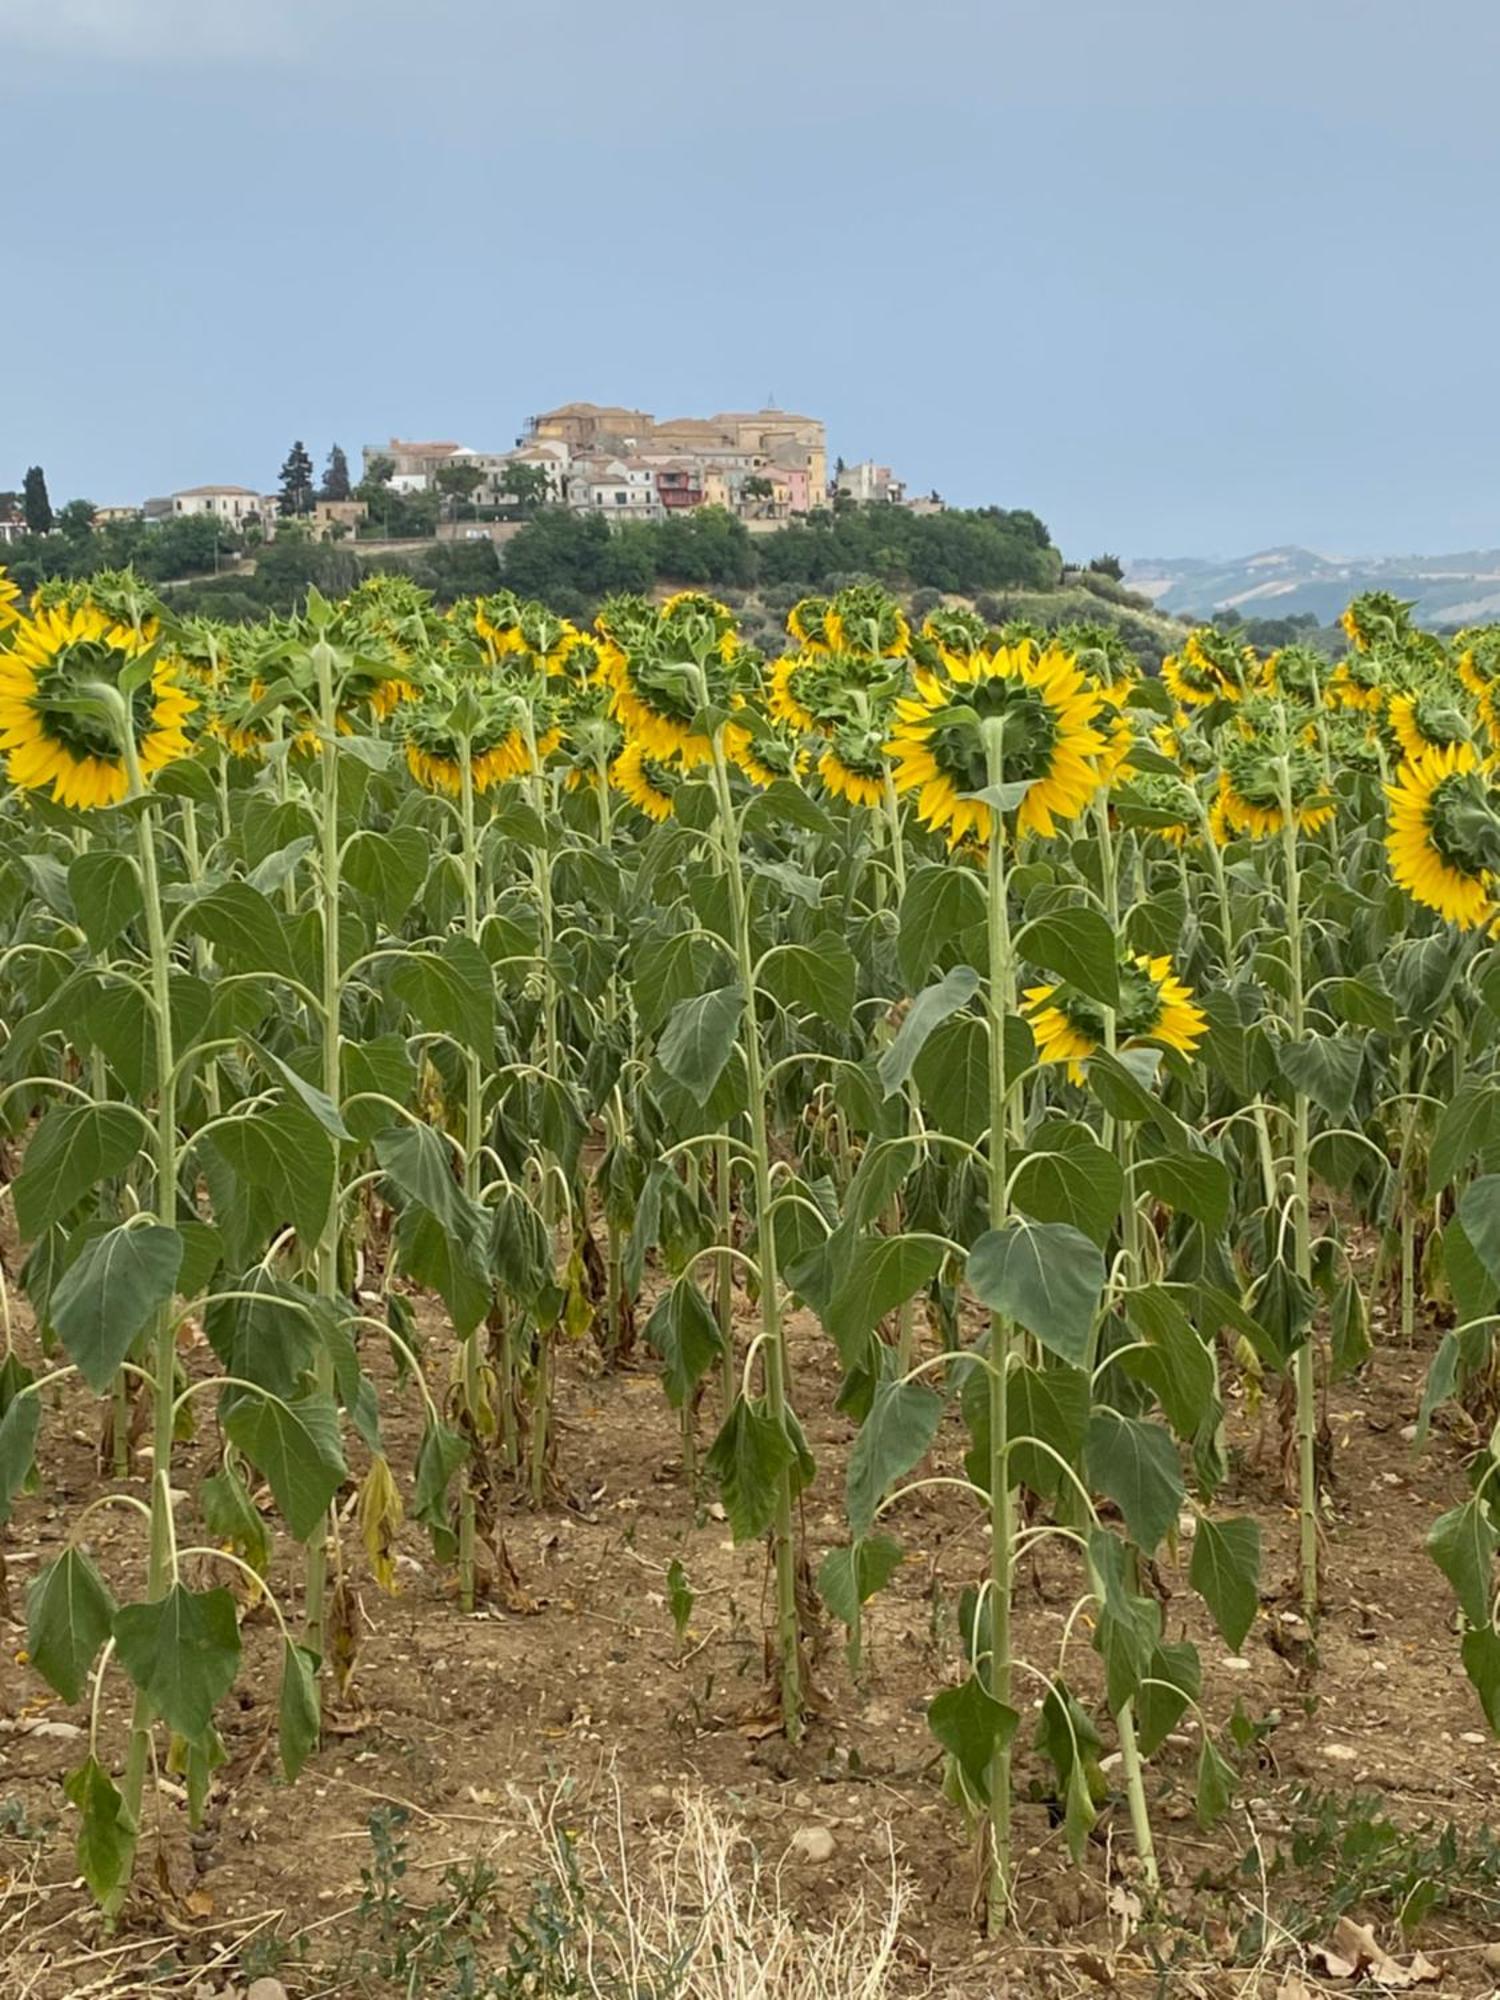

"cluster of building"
[363,403,921,532]
[1,402,930,549]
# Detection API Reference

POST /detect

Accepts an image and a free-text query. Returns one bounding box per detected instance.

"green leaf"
[1427,1497,1498,1627]
[342,827,428,929]
[112,1584,241,1743]
[644,1278,724,1409]
[27,1548,118,1704]
[1089,1528,1159,1711]
[1330,1274,1371,1383]
[1188,1515,1261,1651]
[390,935,495,1055]
[1135,1151,1231,1235]
[1121,1286,1217,1442]
[278,1640,322,1781]
[705,1398,798,1543]
[203,1267,320,1400]
[1431,1081,1499,1198]
[877,966,980,1096]
[629,930,732,1034]
[183,880,297,981]
[200,1453,270,1578]
[826,1234,945,1372]
[1011,1120,1123,1248]
[967,1219,1104,1367]
[0,1387,40,1525]
[49,1224,183,1394]
[743,777,834,837]
[656,985,743,1104]
[1015,905,1119,1008]
[64,1757,135,1909]
[69,849,142,951]
[897,863,985,987]
[1035,1684,1104,1863]
[759,939,857,1026]
[1136,1637,1201,1755]
[13,1103,143,1240]
[222,1389,346,1542]
[1458,1177,1500,1288]
[1277,1032,1363,1119]
[847,1379,943,1538]
[1195,1733,1237,1827]
[911,1013,994,1141]
[1085,1409,1184,1553]
[252,1045,352,1142]
[205,1100,334,1250]
[928,1675,1019,1802]
[412,1418,468,1543]
[1245,1258,1317,1367]
[817,1534,904,1628]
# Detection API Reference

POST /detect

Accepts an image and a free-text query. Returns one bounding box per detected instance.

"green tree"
[277,441,316,517]
[434,464,485,515]
[23,466,53,536]
[320,444,351,503]
[1088,553,1125,581]
[58,499,98,541]
[500,462,550,514]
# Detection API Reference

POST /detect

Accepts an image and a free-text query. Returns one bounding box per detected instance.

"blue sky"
[5,0,1498,559]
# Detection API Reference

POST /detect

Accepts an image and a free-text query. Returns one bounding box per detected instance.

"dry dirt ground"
[4,1254,1500,1999]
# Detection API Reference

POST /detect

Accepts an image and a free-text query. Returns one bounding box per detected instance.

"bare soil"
[4,1256,1500,1998]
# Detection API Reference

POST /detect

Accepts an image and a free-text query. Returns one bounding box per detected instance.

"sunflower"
[816,726,889,809]
[605,607,747,764]
[658,591,738,662]
[767,650,823,733]
[886,640,1106,847]
[401,686,536,796]
[1095,675,1137,785]
[1387,688,1469,763]
[1023,953,1207,1083]
[786,596,832,651]
[1161,628,1246,709]
[1215,734,1334,840]
[1118,770,1197,845]
[474,591,527,658]
[727,721,803,789]
[920,606,990,675]
[0,601,196,808]
[1256,644,1326,706]
[1341,591,1414,654]
[611,739,678,821]
[1326,652,1388,713]
[1385,741,1500,929]
[823,584,909,661]
[0,567,20,630]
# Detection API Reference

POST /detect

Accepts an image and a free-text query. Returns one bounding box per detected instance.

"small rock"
[789,1825,835,1865]
[1322,1742,1357,1763]
[247,1982,289,2000]
[1482,1941,1500,1971]
[1399,1423,1418,1443]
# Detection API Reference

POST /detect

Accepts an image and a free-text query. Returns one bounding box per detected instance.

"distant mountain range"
[1125,546,1500,627]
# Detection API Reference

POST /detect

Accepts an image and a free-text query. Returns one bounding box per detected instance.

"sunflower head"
[400,681,534,794]
[611,738,680,821]
[920,606,989,671]
[823,584,909,661]
[1257,643,1327,706]
[0,600,196,809]
[786,596,832,651]
[887,639,1106,847]
[1023,952,1207,1082]
[1386,741,1500,928]
[1116,769,1199,845]
[816,719,892,809]
[605,601,749,762]
[1215,707,1333,839]
[1341,591,1415,654]
[1054,620,1140,690]
[0,566,20,630]
[473,590,528,657]
[727,718,803,790]
[1162,626,1246,708]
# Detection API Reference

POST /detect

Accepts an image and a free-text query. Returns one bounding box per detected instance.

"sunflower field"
[4,561,1500,1940]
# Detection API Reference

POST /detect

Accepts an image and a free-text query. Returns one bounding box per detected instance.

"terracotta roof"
[173,484,261,498]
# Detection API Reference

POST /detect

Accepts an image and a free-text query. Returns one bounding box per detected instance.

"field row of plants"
[1,563,1497,1933]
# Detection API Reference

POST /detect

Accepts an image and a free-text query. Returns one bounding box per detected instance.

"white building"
[170,485,265,525]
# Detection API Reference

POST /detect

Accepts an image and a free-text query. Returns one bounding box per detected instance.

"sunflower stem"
[1278,744,1319,1624]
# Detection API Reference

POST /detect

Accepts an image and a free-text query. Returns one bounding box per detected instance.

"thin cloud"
[0,0,311,63]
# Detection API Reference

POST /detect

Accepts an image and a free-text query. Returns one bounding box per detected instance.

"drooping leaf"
[825,1234,945,1372]
[877,966,980,1097]
[644,1278,724,1409]
[64,1757,135,1909]
[655,985,743,1105]
[817,1534,904,1629]
[26,1547,117,1704]
[928,1675,1019,1803]
[705,1397,798,1543]
[1135,1151,1232,1235]
[69,848,142,951]
[1277,1032,1363,1119]
[278,1639,322,1781]
[846,1379,943,1538]
[221,1388,346,1542]
[1084,1409,1184,1553]
[1427,1497,1498,1628]
[1010,1120,1123,1248]
[112,1584,242,1744]
[1015,905,1120,1008]
[49,1223,183,1394]
[896,863,985,987]
[759,939,857,1026]
[1188,1514,1261,1651]
[13,1103,144,1240]
[967,1219,1104,1367]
